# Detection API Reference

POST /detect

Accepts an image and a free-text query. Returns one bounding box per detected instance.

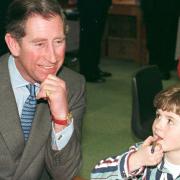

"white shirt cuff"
[51,119,74,150]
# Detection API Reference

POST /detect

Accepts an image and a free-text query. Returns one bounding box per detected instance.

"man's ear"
[5,33,20,56]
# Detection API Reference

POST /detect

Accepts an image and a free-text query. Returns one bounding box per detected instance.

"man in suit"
[78,0,112,83]
[0,0,86,179]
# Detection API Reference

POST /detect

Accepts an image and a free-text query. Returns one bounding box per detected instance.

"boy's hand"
[36,74,69,130]
[128,136,164,173]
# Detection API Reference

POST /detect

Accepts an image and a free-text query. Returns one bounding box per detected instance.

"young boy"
[91,85,180,180]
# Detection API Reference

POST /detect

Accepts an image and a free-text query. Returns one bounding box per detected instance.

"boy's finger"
[154,143,162,151]
[142,136,154,146]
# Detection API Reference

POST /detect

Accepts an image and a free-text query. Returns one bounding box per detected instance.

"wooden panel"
[112,0,137,5]
[108,15,136,38]
[106,0,148,64]
[110,0,140,16]
[108,37,138,60]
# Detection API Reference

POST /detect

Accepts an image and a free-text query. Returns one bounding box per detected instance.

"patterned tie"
[21,84,37,141]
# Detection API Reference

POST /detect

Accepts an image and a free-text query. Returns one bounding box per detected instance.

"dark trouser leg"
[146,14,178,73]
[79,12,108,78]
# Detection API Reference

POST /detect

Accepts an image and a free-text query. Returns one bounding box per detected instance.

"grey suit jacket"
[0,53,86,180]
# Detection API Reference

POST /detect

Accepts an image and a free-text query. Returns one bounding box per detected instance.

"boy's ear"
[5,33,20,56]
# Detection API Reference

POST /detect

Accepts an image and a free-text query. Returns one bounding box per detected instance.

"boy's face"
[152,109,180,153]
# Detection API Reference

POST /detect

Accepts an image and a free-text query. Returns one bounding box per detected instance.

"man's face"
[152,109,180,154]
[13,14,66,83]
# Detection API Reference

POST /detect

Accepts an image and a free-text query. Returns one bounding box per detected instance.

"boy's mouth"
[151,135,163,153]
[153,133,163,141]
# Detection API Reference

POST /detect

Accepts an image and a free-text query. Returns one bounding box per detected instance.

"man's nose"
[47,45,57,63]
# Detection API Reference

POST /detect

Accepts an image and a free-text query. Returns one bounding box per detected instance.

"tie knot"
[26,84,36,97]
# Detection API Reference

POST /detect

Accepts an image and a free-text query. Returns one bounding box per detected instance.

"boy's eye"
[156,112,160,118]
[168,118,173,125]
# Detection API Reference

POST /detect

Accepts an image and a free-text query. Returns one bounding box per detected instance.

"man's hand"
[36,74,69,131]
[128,136,164,173]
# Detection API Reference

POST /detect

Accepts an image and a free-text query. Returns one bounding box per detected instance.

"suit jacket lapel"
[0,54,25,159]
[14,97,51,179]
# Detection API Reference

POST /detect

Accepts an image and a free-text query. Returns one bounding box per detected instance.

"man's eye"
[55,37,66,45]
[35,43,44,47]
[56,39,65,44]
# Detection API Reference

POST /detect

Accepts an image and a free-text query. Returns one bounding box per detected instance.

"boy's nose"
[154,118,165,130]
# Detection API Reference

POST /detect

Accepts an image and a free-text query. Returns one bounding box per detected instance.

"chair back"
[131,65,163,140]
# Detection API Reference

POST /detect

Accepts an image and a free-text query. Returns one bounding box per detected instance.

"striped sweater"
[91,142,180,180]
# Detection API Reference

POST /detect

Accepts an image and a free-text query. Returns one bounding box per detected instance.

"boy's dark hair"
[154,85,180,115]
[5,0,67,40]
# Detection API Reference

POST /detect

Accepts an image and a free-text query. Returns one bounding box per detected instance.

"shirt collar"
[157,157,171,174]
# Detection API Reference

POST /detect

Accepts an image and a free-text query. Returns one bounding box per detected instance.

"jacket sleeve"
[91,143,144,180]
[45,132,82,180]
[45,74,86,180]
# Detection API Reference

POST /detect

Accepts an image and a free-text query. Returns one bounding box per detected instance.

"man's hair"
[154,85,180,115]
[5,0,67,39]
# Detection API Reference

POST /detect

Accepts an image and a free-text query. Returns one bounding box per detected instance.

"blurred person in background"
[141,0,179,80]
[78,0,112,83]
